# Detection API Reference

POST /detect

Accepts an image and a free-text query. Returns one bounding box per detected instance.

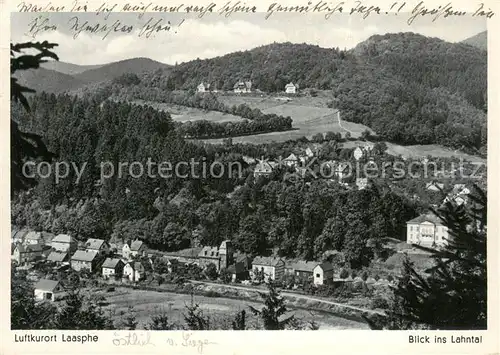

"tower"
[219,240,234,269]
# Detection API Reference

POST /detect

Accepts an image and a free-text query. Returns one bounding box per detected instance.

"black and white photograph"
[9,7,488,335]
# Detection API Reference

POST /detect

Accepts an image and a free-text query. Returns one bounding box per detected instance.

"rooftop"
[47,251,68,262]
[85,238,107,250]
[71,250,99,262]
[253,256,283,267]
[407,213,444,226]
[51,234,75,244]
[34,279,60,292]
[102,258,123,269]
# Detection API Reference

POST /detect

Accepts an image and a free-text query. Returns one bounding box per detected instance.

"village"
[12,172,468,305]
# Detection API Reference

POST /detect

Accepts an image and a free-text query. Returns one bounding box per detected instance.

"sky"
[11,12,486,65]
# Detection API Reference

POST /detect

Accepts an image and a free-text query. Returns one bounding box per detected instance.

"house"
[50,234,77,253]
[283,153,299,167]
[335,162,350,182]
[242,156,256,165]
[12,244,43,264]
[70,250,100,272]
[305,147,314,158]
[123,262,145,282]
[47,251,69,265]
[130,239,146,257]
[406,214,449,248]
[84,238,110,255]
[197,240,234,271]
[233,81,252,93]
[197,82,210,93]
[23,231,44,246]
[353,147,364,161]
[102,258,125,279]
[34,279,65,302]
[356,178,369,190]
[254,161,274,178]
[252,256,285,281]
[122,239,147,260]
[313,262,334,285]
[426,181,444,192]
[227,261,248,282]
[285,82,298,94]
[443,184,471,205]
[11,227,29,244]
[288,261,317,282]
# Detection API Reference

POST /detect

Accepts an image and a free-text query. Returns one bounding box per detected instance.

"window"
[316,273,320,278]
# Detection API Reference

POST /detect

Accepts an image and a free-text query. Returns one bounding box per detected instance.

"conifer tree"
[249,281,294,330]
[365,185,487,330]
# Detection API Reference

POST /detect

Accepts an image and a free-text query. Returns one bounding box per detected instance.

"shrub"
[361,271,369,281]
[374,274,380,281]
[371,296,389,310]
[339,269,349,279]
[351,270,358,279]
[387,275,394,282]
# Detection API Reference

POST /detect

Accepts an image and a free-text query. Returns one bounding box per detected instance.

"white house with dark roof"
[34,279,65,302]
[313,262,334,285]
[71,250,100,272]
[123,262,145,282]
[102,258,125,278]
[252,256,285,281]
[51,234,77,253]
[406,214,449,248]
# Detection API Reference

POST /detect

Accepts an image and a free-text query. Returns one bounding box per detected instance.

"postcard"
[2,0,498,354]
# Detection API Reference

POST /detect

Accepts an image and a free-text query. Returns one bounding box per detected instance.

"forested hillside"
[460,31,487,51]
[15,32,487,154]
[12,92,422,266]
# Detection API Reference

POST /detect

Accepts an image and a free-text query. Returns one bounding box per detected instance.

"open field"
[100,287,368,330]
[133,97,484,162]
[131,100,242,123]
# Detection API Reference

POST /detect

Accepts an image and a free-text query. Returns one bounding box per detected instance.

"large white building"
[406,214,449,248]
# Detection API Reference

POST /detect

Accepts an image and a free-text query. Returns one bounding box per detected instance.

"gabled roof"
[25,231,42,240]
[102,258,123,269]
[285,82,296,88]
[252,256,283,267]
[71,250,99,262]
[407,213,444,226]
[18,244,43,253]
[290,261,317,273]
[284,153,298,161]
[255,161,274,173]
[85,238,107,250]
[130,240,144,251]
[51,234,75,244]
[47,251,68,262]
[34,279,60,292]
[316,262,334,272]
[126,262,145,272]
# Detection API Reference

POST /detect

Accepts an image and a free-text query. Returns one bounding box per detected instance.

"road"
[190,280,385,316]
[335,109,355,135]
